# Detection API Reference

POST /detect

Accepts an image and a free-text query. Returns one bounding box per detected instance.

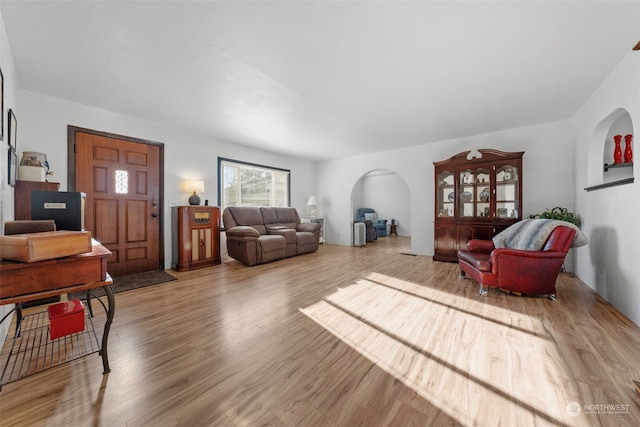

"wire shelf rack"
[0,308,101,386]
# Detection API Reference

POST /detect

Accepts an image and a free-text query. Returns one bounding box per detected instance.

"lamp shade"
[181,180,204,194]
[182,180,204,205]
[306,195,317,206]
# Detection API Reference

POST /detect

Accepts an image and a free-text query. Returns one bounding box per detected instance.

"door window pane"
[115,170,128,194]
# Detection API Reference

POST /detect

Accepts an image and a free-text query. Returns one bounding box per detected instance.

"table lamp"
[306,195,318,217]
[182,180,204,205]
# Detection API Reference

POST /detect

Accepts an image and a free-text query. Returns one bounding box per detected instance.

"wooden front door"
[70,128,163,277]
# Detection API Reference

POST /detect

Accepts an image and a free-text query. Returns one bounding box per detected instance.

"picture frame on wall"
[8,146,17,187]
[1,67,4,141]
[8,108,17,150]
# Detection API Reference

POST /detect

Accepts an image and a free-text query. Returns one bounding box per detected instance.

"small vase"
[613,135,622,164]
[624,134,633,163]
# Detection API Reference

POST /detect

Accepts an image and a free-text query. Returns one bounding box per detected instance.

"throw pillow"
[364,212,378,223]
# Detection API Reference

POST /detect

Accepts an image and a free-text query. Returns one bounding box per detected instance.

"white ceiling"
[2,1,639,162]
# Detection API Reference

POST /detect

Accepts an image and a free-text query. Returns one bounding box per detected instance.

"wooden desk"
[0,241,113,389]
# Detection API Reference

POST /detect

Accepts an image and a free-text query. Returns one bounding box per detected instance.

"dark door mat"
[68,270,177,299]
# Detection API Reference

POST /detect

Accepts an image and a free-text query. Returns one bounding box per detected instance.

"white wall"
[16,89,316,269]
[0,5,19,347]
[572,51,639,326]
[317,120,576,257]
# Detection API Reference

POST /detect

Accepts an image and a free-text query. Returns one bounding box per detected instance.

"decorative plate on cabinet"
[479,188,490,202]
[460,191,473,202]
[448,192,455,202]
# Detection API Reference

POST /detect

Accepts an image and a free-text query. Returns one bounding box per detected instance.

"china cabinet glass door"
[459,167,491,219]
[437,170,455,218]
[495,163,520,219]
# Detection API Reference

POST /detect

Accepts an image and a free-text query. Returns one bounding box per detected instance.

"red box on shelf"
[47,300,85,340]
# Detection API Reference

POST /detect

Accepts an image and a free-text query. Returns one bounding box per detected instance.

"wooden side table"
[389,224,398,236]
[0,241,114,389]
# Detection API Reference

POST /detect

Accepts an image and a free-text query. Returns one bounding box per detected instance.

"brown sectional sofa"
[222,206,321,266]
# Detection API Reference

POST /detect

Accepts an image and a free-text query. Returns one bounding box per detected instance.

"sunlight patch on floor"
[300,273,580,426]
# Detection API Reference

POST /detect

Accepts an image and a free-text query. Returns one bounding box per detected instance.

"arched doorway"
[350,169,411,242]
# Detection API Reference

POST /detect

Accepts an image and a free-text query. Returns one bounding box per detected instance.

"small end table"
[389,223,398,236]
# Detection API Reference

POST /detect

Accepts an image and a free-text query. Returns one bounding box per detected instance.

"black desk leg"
[14,303,23,338]
[85,290,94,318]
[100,284,115,374]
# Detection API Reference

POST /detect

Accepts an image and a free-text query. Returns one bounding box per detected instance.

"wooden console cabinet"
[433,149,524,262]
[172,206,221,271]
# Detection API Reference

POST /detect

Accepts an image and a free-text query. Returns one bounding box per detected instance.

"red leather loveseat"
[457,224,576,299]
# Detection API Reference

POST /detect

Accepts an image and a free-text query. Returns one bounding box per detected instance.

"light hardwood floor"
[1,237,639,426]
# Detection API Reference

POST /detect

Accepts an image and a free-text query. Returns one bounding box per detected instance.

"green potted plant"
[530,207,582,228]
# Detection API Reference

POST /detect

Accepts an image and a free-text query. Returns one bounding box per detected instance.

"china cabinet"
[433,149,524,262]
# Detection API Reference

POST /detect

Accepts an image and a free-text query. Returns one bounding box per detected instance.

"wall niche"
[586,108,634,191]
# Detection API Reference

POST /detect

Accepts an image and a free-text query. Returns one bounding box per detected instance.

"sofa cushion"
[262,207,299,229]
[260,207,278,225]
[227,206,266,235]
[226,226,260,239]
[274,207,299,228]
[267,227,297,257]
[296,232,318,255]
[267,226,296,244]
[297,222,320,233]
[228,206,262,225]
[467,239,495,253]
[457,250,492,272]
[296,231,318,247]
[364,212,378,223]
[258,235,286,263]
